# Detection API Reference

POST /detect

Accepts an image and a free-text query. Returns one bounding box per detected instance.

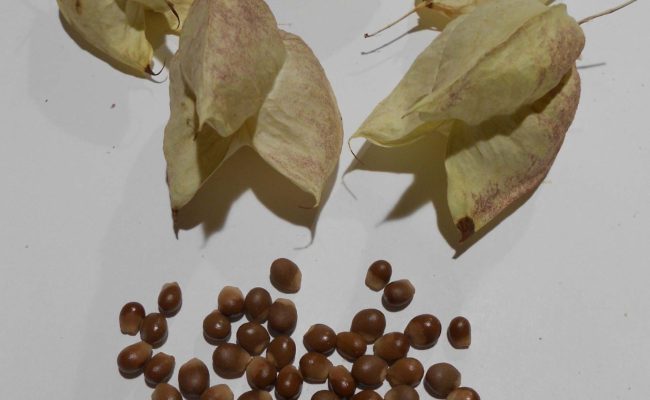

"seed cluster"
[116,259,479,399]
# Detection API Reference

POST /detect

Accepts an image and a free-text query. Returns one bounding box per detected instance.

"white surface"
[1,1,649,399]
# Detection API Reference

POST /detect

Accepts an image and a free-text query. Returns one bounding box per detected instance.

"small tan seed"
[352,390,382,400]
[373,332,410,364]
[246,357,277,391]
[117,341,152,376]
[237,390,272,400]
[237,322,270,356]
[119,302,145,335]
[140,313,168,348]
[351,309,386,344]
[266,336,296,370]
[218,286,245,319]
[267,299,298,336]
[178,358,210,400]
[144,352,175,387]
[386,357,423,387]
[200,384,234,400]
[299,352,333,383]
[385,385,419,400]
[447,387,480,400]
[424,363,461,399]
[328,365,357,398]
[336,331,367,361]
[447,317,471,349]
[270,258,302,293]
[404,314,441,350]
[365,260,392,291]
[244,287,272,323]
[311,391,341,400]
[212,343,252,379]
[303,324,337,355]
[275,365,303,400]
[151,383,182,400]
[382,280,415,311]
[158,282,182,317]
[203,310,231,344]
[350,355,388,389]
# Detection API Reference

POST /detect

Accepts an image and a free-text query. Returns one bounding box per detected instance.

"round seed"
[120,302,145,335]
[200,384,234,400]
[447,387,480,400]
[151,383,182,400]
[336,331,367,361]
[365,260,392,291]
[373,332,410,364]
[269,258,302,293]
[140,313,168,348]
[158,282,182,317]
[275,365,303,400]
[352,390,382,400]
[117,341,152,376]
[328,365,357,398]
[424,363,461,399]
[267,299,298,336]
[447,317,471,349]
[246,357,277,391]
[178,358,210,399]
[350,309,386,344]
[385,385,419,400]
[237,322,270,356]
[237,390,273,400]
[386,357,423,387]
[350,355,387,389]
[404,314,441,350]
[144,352,175,387]
[266,336,296,370]
[382,280,415,311]
[304,324,337,355]
[299,352,333,383]
[311,390,341,400]
[244,287,272,323]
[218,286,245,319]
[203,310,231,344]
[212,343,252,379]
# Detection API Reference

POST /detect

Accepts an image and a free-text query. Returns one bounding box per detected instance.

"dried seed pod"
[144,352,176,387]
[365,260,392,291]
[386,358,424,387]
[266,336,296,370]
[404,314,441,350]
[424,363,461,399]
[244,287,272,323]
[200,384,234,400]
[237,322,271,356]
[336,331,367,361]
[117,341,152,376]
[303,324,337,355]
[299,352,333,383]
[382,280,415,311]
[447,317,471,349]
[447,387,480,400]
[237,390,273,400]
[120,302,145,335]
[311,391,341,400]
[352,390,382,400]
[373,332,410,364]
[270,258,302,293]
[178,358,210,399]
[351,309,386,344]
[203,310,232,344]
[275,365,303,400]
[350,355,388,389]
[212,343,252,379]
[267,299,298,336]
[158,282,182,317]
[328,365,357,398]
[246,357,277,391]
[218,286,245,319]
[385,385,419,400]
[152,383,183,400]
[141,313,168,348]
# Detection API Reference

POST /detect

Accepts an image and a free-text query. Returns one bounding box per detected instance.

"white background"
[1,1,649,399]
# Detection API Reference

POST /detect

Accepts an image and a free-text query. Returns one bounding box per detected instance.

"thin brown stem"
[364,1,433,38]
[578,0,637,25]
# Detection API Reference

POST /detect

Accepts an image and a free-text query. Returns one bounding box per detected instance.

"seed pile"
[116,260,479,399]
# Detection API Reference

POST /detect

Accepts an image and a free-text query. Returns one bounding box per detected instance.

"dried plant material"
[164,0,343,212]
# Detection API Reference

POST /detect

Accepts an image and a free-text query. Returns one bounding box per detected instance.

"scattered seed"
[386,357,423,387]
[311,390,341,400]
[304,324,337,355]
[275,365,303,400]
[336,331,367,362]
[151,383,182,400]
[385,385,419,400]
[447,317,471,349]
[266,336,296,370]
[244,287,272,323]
[404,314,441,350]
[144,352,175,387]
[424,363,461,399]
[352,389,382,400]
[158,282,182,317]
[246,356,277,391]
[119,302,145,335]
[212,343,252,379]
[218,286,245,320]
[299,352,333,383]
[178,358,210,400]
[365,260,392,291]
[237,390,273,400]
[140,313,168,348]
[267,298,298,336]
[373,332,410,364]
[382,280,415,311]
[328,365,357,398]
[117,341,152,376]
[203,310,232,344]
[447,387,480,400]
[351,309,386,344]
[200,384,234,400]
[270,258,302,293]
[350,355,388,389]
[237,322,270,356]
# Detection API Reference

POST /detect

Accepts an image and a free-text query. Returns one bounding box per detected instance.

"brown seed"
[447,317,471,349]
[404,314,441,350]
[447,387,480,400]
[350,355,387,389]
[328,365,356,398]
[336,332,367,362]
[266,336,296,370]
[237,322,270,356]
[385,385,419,400]
[275,365,303,400]
[365,260,392,291]
[424,363,461,399]
[352,390,382,400]
[237,390,273,400]
[299,352,333,383]
[200,384,234,400]
[218,286,245,319]
[117,341,152,376]
[386,358,423,387]
[212,343,252,379]
[144,352,175,387]
[303,324,337,355]
[269,258,302,293]
[246,357,277,391]
[373,332,410,364]
[311,391,341,400]
[178,358,210,399]
[119,302,145,335]
[267,298,298,336]
[151,383,182,400]
[382,280,415,311]
[140,313,168,348]
[158,282,182,317]
[244,287,272,323]
[350,309,386,344]
[203,310,231,344]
